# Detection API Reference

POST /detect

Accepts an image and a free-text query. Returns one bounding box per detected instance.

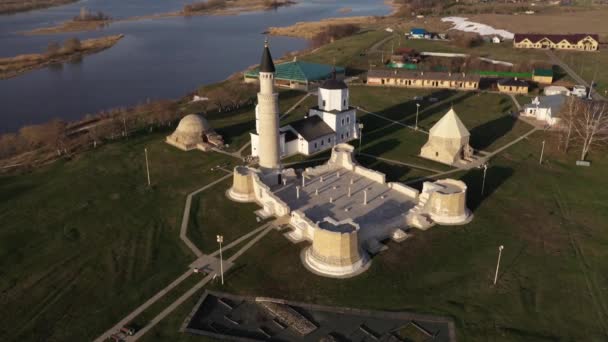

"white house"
[544,85,570,96]
[491,36,501,44]
[572,85,588,98]
[250,75,359,158]
[522,95,566,126]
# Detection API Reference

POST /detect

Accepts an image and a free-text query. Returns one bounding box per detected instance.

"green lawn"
[140,130,608,342]
[0,132,238,341]
[554,49,608,95]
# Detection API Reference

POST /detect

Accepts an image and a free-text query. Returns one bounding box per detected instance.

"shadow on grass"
[469,114,517,150]
[460,165,514,211]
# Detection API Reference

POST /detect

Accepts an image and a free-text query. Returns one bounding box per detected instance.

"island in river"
[0,34,124,79]
[24,0,297,35]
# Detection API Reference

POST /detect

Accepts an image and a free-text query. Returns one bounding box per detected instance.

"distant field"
[468,10,608,39]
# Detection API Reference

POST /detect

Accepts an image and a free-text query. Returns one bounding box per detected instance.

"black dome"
[260,41,275,73]
[321,78,347,90]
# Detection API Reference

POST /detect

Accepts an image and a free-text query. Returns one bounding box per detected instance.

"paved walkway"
[545,50,606,101]
[357,107,428,134]
[509,94,522,111]
[405,127,539,185]
[180,173,232,258]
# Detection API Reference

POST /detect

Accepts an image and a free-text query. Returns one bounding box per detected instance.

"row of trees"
[74,7,110,21]
[0,80,257,168]
[183,0,226,13]
[559,98,608,161]
[310,24,361,48]
[46,38,82,56]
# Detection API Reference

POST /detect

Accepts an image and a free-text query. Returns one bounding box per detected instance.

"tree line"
[0,80,257,170]
[310,24,361,49]
[559,97,608,161]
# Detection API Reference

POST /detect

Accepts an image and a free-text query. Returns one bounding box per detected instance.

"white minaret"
[256,39,281,174]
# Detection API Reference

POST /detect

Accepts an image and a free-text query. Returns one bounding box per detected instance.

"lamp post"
[216,235,224,285]
[358,123,364,155]
[493,245,504,285]
[415,103,421,130]
[144,148,151,187]
[481,163,488,196]
[539,140,545,164]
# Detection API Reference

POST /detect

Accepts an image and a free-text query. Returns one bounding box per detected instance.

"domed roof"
[321,78,348,90]
[175,114,211,134]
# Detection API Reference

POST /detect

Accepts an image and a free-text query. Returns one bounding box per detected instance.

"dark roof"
[288,116,335,142]
[320,68,348,90]
[260,41,275,73]
[513,33,599,44]
[284,130,298,142]
[367,69,480,82]
[498,78,529,87]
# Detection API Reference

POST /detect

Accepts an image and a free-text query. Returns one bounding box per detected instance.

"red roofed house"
[513,33,599,51]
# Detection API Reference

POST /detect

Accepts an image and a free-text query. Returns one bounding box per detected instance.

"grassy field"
[140,128,608,342]
[554,49,608,95]
[0,131,239,341]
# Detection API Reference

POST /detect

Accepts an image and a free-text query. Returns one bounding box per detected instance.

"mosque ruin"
[227,41,473,278]
[166,114,224,151]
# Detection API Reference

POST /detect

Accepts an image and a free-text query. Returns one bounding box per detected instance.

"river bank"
[0,34,124,79]
[23,0,297,35]
[0,0,77,15]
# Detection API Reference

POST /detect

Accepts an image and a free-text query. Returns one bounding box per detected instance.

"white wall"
[319,88,348,112]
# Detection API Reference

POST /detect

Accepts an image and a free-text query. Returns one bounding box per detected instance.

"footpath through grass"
[144,130,608,342]
[0,131,237,341]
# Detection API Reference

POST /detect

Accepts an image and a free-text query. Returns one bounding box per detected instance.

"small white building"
[522,95,566,126]
[492,36,501,44]
[572,85,588,98]
[544,85,570,96]
[250,76,359,158]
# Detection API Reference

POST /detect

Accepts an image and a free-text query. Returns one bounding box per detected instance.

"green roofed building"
[244,58,346,90]
[532,68,554,84]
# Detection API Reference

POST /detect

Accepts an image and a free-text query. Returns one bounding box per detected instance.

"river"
[0,0,390,133]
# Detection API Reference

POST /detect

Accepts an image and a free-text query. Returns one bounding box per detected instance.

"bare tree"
[573,101,608,161]
[558,96,581,153]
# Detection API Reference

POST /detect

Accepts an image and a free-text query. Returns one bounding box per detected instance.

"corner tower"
[256,40,281,175]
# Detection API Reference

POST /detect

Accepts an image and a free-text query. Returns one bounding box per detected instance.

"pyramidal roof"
[429,108,470,138]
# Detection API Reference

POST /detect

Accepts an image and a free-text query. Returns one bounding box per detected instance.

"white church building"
[250,74,359,158]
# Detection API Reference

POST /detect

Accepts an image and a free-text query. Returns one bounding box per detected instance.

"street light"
[358,123,364,155]
[415,103,421,130]
[493,245,504,285]
[539,140,545,164]
[481,163,488,196]
[216,235,224,285]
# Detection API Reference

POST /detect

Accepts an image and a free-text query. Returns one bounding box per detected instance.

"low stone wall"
[388,182,419,199]
[290,210,318,240]
[353,165,385,184]
[251,172,290,217]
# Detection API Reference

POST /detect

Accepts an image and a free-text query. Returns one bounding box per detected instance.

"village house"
[367,70,480,90]
[544,85,571,96]
[497,78,529,94]
[244,58,345,91]
[521,95,567,126]
[513,33,599,51]
[532,68,554,84]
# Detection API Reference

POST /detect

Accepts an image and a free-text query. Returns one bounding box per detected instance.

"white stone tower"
[256,40,281,176]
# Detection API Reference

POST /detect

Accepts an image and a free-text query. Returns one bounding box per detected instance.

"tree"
[46,41,61,57]
[63,38,81,53]
[572,101,608,161]
[558,96,581,153]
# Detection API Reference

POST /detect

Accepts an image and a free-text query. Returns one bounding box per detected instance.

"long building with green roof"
[244,58,345,90]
